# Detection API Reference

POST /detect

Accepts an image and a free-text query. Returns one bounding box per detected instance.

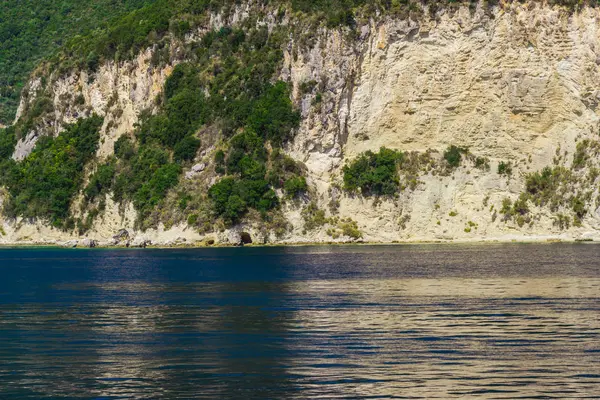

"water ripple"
[0,244,599,398]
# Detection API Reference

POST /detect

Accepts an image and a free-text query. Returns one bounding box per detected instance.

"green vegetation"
[186,213,199,227]
[206,80,301,223]
[0,0,156,124]
[339,218,362,240]
[495,160,593,229]
[173,26,300,226]
[554,213,571,230]
[343,147,403,196]
[110,143,181,225]
[209,176,273,224]
[46,0,499,76]
[395,150,438,188]
[464,221,477,233]
[284,176,308,198]
[0,22,304,231]
[326,217,362,240]
[76,26,302,228]
[525,167,574,211]
[214,150,226,174]
[1,116,103,229]
[4,0,599,238]
[499,194,530,226]
[106,62,208,220]
[513,194,530,216]
[292,0,600,28]
[0,127,18,204]
[208,130,303,225]
[0,126,16,160]
[48,0,383,76]
[572,139,600,170]
[174,136,201,162]
[443,145,467,169]
[247,81,301,146]
[300,202,362,240]
[1,93,57,146]
[343,145,494,197]
[500,197,512,215]
[301,202,328,231]
[497,161,512,176]
[137,64,204,149]
[474,156,490,170]
[114,135,135,160]
[134,163,182,214]
[85,160,116,202]
[523,166,589,227]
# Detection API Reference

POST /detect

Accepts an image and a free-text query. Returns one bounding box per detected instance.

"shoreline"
[0,236,595,250]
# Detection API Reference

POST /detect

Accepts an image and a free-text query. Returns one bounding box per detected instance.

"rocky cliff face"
[3,2,600,246]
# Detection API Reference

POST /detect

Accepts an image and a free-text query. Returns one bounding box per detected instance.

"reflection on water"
[0,244,599,398]
[285,278,600,399]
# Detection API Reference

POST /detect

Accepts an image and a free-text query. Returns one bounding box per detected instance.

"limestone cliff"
[3,1,600,247]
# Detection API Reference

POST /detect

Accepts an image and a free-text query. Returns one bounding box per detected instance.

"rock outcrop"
[4,2,600,246]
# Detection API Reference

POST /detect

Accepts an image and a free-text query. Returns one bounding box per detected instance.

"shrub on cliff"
[246,82,301,146]
[343,147,403,196]
[443,145,467,169]
[498,161,512,176]
[133,163,181,217]
[208,178,250,225]
[2,115,103,228]
[84,160,116,201]
[284,176,308,198]
[114,136,135,160]
[174,136,201,162]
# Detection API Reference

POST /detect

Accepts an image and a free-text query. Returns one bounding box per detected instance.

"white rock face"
[288,4,600,170]
[186,163,207,179]
[130,237,152,248]
[192,163,206,173]
[5,2,600,245]
[12,130,41,161]
[81,238,98,248]
[283,3,600,243]
[13,49,171,161]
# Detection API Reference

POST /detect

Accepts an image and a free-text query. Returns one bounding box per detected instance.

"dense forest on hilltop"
[46,0,600,68]
[0,0,157,125]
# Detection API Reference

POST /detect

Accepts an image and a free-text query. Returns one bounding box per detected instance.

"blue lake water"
[0,244,599,399]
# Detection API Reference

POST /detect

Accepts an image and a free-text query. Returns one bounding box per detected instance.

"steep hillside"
[2,0,600,247]
[0,0,156,125]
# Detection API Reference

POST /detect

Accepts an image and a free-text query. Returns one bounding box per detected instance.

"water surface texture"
[1,244,599,398]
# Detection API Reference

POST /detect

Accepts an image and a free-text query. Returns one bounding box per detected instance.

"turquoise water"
[0,244,599,398]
